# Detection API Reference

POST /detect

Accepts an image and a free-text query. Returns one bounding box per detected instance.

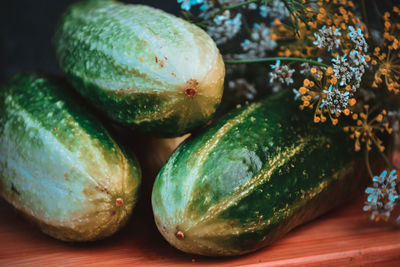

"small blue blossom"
[313,26,342,51]
[320,85,349,114]
[332,55,353,86]
[248,3,258,10]
[259,1,290,19]
[177,0,204,11]
[318,26,369,93]
[293,89,302,100]
[365,186,383,203]
[199,0,213,13]
[240,23,277,58]
[207,11,242,45]
[348,26,368,52]
[331,49,368,92]
[374,170,396,185]
[260,5,267,17]
[363,201,384,220]
[270,60,280,70]
[364,170,399,221]
[349,50,367,66]
[269,60,295,87]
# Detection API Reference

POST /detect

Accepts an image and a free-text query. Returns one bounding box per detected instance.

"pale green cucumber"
[53,0,225,137]
[0,73,141,242]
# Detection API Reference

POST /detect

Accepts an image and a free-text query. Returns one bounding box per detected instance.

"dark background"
[0,1,395,84]
[0,0,180,83]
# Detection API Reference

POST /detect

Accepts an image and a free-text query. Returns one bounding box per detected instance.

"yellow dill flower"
[373,49,400,93]
[344,106,392,152]
[294,72,351,125]
[372,5,400,94]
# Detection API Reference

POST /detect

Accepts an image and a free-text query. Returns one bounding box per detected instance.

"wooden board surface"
[1,196,400,266]
[1,135,400,266]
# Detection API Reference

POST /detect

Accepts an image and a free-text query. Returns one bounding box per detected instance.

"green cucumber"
[152,90,365,256]
[0,73,141,242]
[53,0,225,137]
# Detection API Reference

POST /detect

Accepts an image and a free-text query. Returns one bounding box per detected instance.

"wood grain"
[1,134,400,266]
[1,192,400,266]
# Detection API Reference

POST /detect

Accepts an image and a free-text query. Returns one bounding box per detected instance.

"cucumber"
[53,0,225,137]
[0,73,141,242]
[152,90,365,256]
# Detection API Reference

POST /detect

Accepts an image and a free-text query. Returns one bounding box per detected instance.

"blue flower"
[240,23,277,58]
[373,170,388,184]
[207,11,242,45]
[372,170,397,188]
[313,25,341,51]
[259,1,289,19]
[270,60,280,69]
[320,85,349,113]
[260,5,267,17]
[348,26,368,52]
[293,89,302,100]
[365,187,382,203]
[364,170,399,221]
[177,0,204,11]
[269,60,295,87]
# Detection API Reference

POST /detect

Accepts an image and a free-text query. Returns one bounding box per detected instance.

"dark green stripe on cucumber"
[152,90,365,256]
[53,0,225,137]
[0,73,141,242]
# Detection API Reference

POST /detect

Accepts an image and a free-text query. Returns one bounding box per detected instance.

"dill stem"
[224,57,330,68]
[365,149,374,179]
[361,0,370,34]
[371,136,393,170]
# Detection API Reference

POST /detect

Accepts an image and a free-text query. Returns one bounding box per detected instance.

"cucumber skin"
[152,90,364,256]
[0,73,141,242]
[53,0,225,137]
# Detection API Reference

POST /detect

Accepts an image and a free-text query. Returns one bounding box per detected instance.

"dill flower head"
[269,60,295,86]
[241,23,277,58]
[372,5,400,94]
[285,0,370,125]
[259,0,290,20]
[364,170,399,222]
[343,106,392,152]
[207,10,242,45]
[313,25,342,51]
[320,85,349,114]
[347,26,368,52]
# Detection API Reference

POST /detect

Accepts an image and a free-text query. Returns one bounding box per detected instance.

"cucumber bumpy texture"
[53,0,225,137]
[152,90,365,256]
[0,73,141,242]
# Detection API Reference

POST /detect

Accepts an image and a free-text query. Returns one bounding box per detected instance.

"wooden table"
[1,135,400,266]
[1,195,400,266]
